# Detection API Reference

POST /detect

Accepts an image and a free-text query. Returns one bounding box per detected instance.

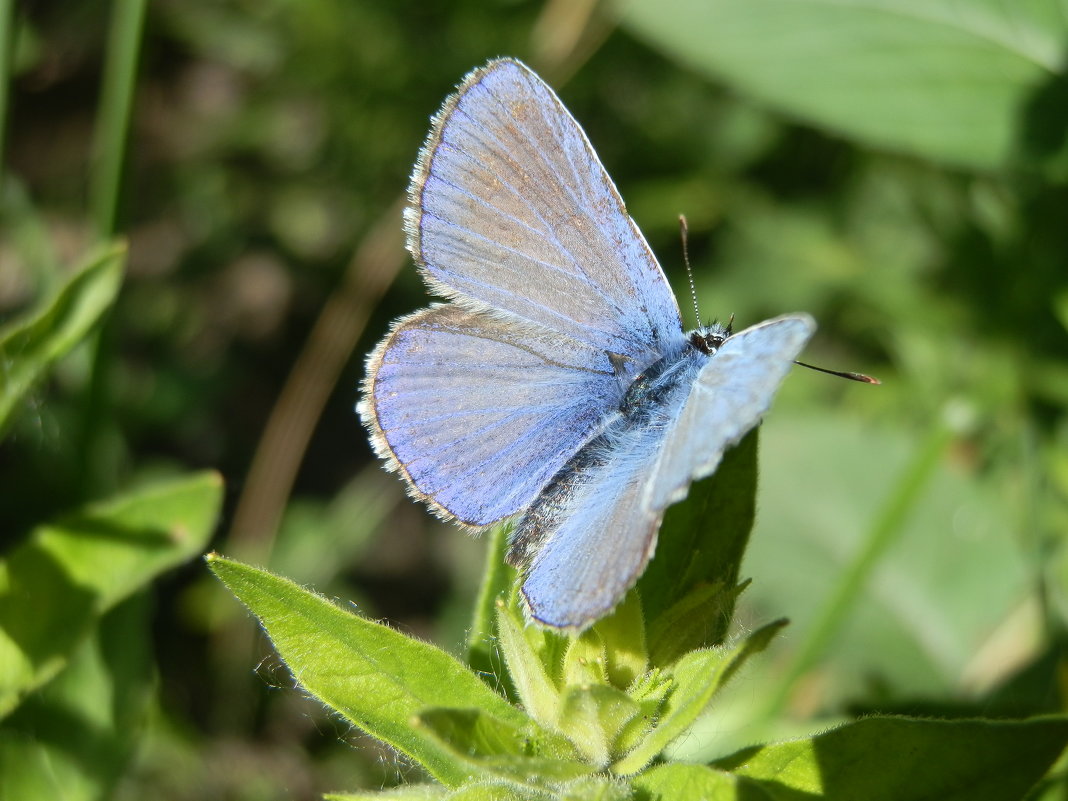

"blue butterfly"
[360,58,816,629]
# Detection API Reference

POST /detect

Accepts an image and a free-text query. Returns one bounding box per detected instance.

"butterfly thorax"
[510,329,721,574]
[620,322,730,424]
[620,340,712,424]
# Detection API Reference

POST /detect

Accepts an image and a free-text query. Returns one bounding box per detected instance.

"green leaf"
[416,707,588,785]
[646,581,747,668]
[638,429,758,649]
[589,591,648,690]
[617,0,1068,171]
[561,629,609,688]
[442,783,549,801]
[557,684,642,768]
[0,470,222,718]
[497,600,561,728]
[636,716,1068,799]
[713,715,1068,801]
[0,596,155,801]
[325,784,548,801]
[468,523,516,681]
[325,786,448,801]
[208,556,541,788]
[619,669,674,757]
[555,775,633,801]
[418,708,538,759]
[613,620,786,775]
[0,242,125,436]
[631,763,739,800]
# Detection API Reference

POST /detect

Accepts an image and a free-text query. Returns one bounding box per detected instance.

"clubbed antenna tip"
[795,360,881,384]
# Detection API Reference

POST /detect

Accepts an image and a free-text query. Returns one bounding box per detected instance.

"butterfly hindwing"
[511,424,666,628]
[360,304,625,527]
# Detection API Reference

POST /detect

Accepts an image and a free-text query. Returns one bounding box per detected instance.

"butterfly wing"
[647,314,815,510]
[360,304,625,527]
[514,430,666,629]
[407,58,683,366]
[515,314,815,628]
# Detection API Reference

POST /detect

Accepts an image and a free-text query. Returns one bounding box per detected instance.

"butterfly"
[360,58,819,629]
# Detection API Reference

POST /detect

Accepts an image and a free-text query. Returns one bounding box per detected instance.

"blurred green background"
[2,0,1067,799]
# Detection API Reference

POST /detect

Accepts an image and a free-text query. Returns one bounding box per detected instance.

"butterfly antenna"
[676,213,877,384]
[794,360,881,384]
[679,214,702,327]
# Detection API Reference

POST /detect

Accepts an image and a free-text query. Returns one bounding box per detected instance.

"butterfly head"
[688,316,733,355]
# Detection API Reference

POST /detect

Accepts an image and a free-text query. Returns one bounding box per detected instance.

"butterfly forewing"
[407,58,684,366]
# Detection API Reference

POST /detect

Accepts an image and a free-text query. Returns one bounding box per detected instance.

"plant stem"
[89,0,147,237]
[0,0,15,194]
[78,0,146,499]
